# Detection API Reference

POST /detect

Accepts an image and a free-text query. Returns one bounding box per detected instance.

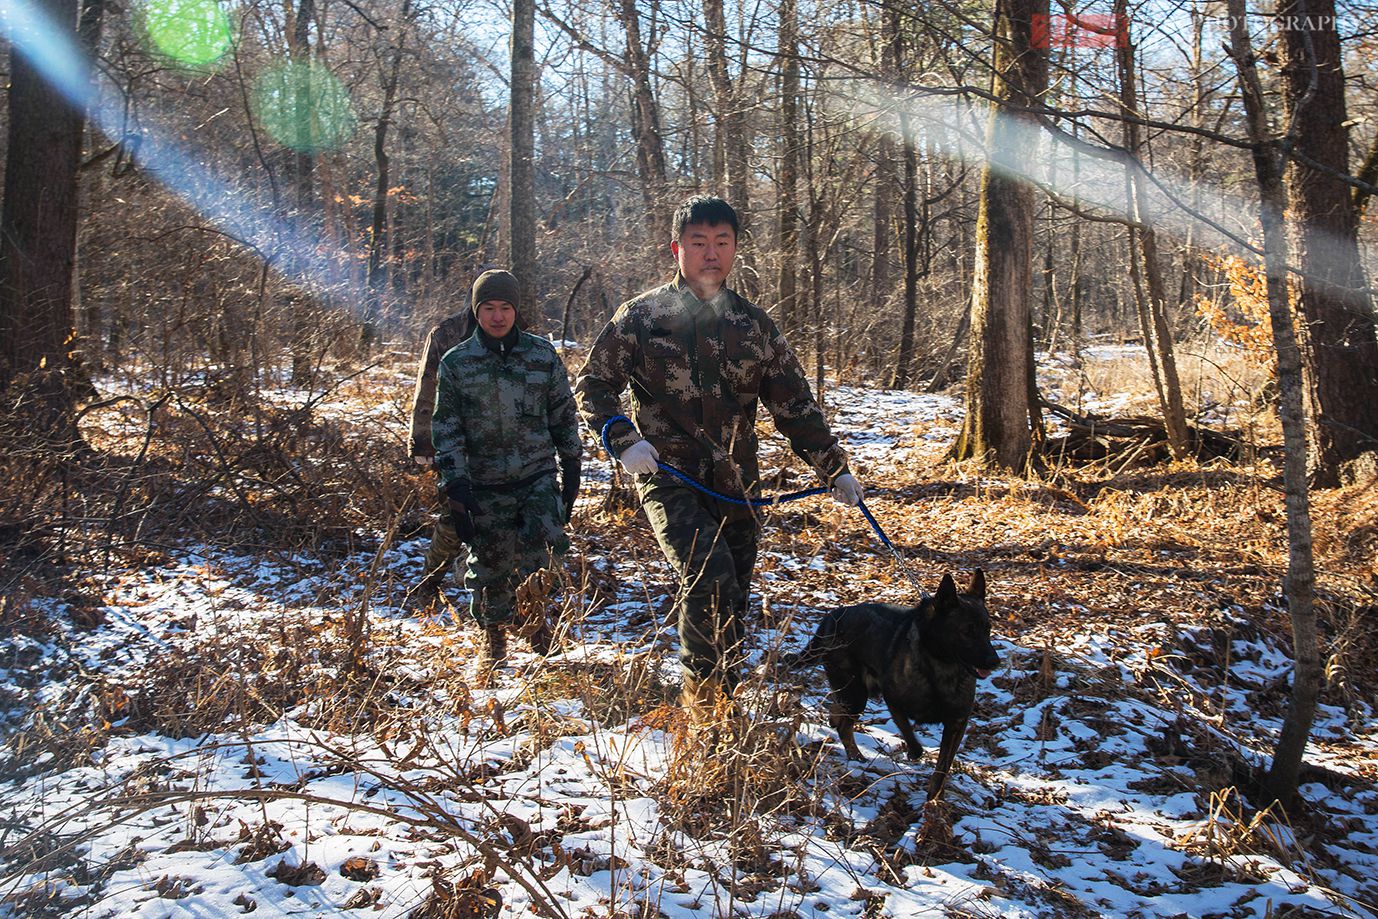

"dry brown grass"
[1178,786,1315,887]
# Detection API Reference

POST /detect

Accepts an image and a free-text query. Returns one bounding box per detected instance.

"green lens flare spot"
[139,0,236,68]
[252,60,358,154]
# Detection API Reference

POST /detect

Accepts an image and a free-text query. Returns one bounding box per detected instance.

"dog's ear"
[936,573,959,607]
[968,568,986,600]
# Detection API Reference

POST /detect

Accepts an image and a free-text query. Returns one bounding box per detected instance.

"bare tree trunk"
[0,0,86,428]
[803,113,824,401]
[776,0,801,334]
[1115,0,1189,459]
[617,0,669,249]
[560,264,592,346]
[287,0,319,387]
[872,135,896,306]
[888,8,919,390]
[1178,4,1209,317]
[362,0,411,351]
[1038,201,1056,346]
[702,0,747,212]
[1225,0,1318,810]
[510,0,537,313]
[891,109,919,389]
[1278,0,1378,486]
[950,0,1048,470]
[701,0,753,292]
[808,213,825,403]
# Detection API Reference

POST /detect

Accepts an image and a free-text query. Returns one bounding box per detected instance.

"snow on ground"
[2,347,1375,918]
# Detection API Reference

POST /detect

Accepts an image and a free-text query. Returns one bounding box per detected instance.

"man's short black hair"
[672,195,739,241]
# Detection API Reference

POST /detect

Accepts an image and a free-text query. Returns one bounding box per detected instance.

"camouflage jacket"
[574,274,849,495]
[432,332,582,490]
[408,312,473,457]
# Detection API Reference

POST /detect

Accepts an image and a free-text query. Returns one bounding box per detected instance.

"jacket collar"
[459,328,527,357]
[477,324,522,355]
[670,272,734,317]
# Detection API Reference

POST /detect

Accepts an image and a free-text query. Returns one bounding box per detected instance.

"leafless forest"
[2,0,1378,915]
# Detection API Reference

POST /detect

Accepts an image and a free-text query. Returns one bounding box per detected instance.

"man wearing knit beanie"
[406,275,487,607]
[431,269,583,676]
[471,269,521,317]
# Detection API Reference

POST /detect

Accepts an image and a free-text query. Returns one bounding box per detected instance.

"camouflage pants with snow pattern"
[638,473,758,684]
[464,473,569,626]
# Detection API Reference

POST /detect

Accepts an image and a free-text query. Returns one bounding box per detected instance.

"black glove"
[560,456,581,524]
[444,479,479,541]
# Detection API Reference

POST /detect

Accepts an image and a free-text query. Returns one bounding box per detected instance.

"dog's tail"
[781,614,838,669]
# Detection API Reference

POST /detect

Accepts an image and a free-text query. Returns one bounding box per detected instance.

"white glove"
[414,455,433,466]
[831,472,864,507]
[618,439,660,476]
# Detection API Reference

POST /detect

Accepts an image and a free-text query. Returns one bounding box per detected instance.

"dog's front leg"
[891,712,925,761]
[926,716,969,802]
[828,680,869,760]
[830,712,865,760]
[881,694,925,759]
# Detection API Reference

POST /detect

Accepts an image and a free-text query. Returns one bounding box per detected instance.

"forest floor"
[2,340,1377,918]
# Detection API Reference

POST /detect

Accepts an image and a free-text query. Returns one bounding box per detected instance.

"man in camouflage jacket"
[433,269,583,668]
[407,308,476,603]
[574,195,864,715]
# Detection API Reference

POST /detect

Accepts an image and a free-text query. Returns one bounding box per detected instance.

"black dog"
[790,570,999,801]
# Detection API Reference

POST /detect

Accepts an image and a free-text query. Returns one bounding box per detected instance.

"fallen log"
[1041,399,1246,465]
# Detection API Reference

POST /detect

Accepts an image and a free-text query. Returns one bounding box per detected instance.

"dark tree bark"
[887,9,920,391]
[701,0,748,214]
[0,0,86,425]
[616,0,670,249]
[891,111,920,389]
[776,0,801,334]
[950,0,1048,470]
[872,135,897,303]
[510,0,537,312]
[287,0,319,387]
[362,0,412,351]
[1225,0,1319,810]
[1115,0,1188,458]
[702,0,753,294]
[869,17,899,357]
[1278,0,1378,486]
[560,264,593,347]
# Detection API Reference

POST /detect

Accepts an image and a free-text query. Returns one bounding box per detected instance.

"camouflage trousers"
[638,474,758,684]
[464,472,570,626]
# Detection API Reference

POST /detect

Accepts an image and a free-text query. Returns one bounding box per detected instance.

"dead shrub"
[408,867,502,919]
[121,634,320,738]
[1178,786,1314,885]
[657,678,820,843]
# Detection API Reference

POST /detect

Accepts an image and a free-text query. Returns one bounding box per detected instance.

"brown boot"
[477,624,507,672]
[406,570,445,610]
[525,619,554,655]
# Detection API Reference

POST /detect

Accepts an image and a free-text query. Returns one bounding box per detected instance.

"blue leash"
[599,415,921,590]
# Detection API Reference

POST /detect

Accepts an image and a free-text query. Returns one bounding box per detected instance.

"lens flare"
[835,80,1251,253]
[138,0,236,69]
[252,60,357,153]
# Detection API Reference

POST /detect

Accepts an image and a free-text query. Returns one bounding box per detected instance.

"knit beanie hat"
[472,269,520,313]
